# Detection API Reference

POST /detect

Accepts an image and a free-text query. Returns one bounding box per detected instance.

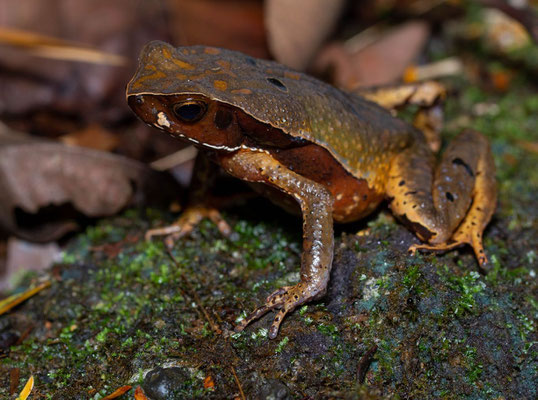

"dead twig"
[357,344,378,384]
[0,27,127,65]
[230,366,246,400]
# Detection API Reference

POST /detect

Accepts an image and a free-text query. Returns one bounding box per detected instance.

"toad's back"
[127,42,422,191]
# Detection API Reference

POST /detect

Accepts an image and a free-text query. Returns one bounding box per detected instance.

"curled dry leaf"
[0,281,51,316]
[15,375,33,400]
[167,0,268,58]
[314,20,430,89]
[134,386,148,400]
[0,0,166,118]
[3,238,60,291]
[60,124,120,152]
[0,133,179,242]
[101,385,132,399]
[265,0,346,70]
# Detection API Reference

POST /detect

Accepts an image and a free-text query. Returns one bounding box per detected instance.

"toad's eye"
[172,100,207,123]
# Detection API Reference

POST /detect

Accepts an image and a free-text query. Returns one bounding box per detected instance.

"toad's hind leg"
[387,130,496,266]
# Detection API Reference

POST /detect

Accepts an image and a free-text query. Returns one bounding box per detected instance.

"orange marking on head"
[172,59,195,70]
[212,60,236,78]
[214,80,228,91]
[231,88,252,95]
[204,47,221,55]
[176,73,188,80]
[284,71,301,80]
[131,71,167,89]
[162,47,173,59]
[216,60,231,69]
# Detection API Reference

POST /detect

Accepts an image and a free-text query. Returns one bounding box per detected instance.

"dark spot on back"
[267,77,287,92]
[446,192,454,202]
[245,56,256,66]
[214,108,233,130]
[453,157,474,177]
[399,180,405,186]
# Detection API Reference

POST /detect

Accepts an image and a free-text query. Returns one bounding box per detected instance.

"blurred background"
[0,0,536,291]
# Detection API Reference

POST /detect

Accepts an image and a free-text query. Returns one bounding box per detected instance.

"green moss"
[463,346,483,384]
[438,267,485,316]
[317,323,339,339]
[275,336,289,354]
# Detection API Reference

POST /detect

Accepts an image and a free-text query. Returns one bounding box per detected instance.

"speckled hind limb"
[387,130,496,266]
[219,149,334,339]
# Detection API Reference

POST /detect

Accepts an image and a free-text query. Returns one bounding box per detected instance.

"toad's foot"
[409,238,488,267]
[235,282,321,339]
[409,212,489,267]
[408,160,494,268]
[145,206,231,247]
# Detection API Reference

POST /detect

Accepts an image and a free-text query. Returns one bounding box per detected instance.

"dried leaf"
[403,58,463,82]
[314,21,430,89]
[0,0,166,118]
[0,134,180,241]
[134,386,148,400]
[101,385,132,399]
[0,27,127,66]
[15,375,34,400]
[517,140,538,154]
[0,281,51,316]
[60,124,121,151]
[168,0,268,58]
[203,375,215,389]
[3,238,61,291]
[482,8,532,52]
[356,81,446,109]
[9,368,20,395]
[265,0,346,70]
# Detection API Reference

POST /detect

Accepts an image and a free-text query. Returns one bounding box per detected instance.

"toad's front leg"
[145,152,231,247]
[218,149,334,339]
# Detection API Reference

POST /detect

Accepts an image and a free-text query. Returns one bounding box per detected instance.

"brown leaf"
[101,385,132,399]
[167,0,268,58]
[203,375,215,389]
[0,0,167,119]
[134,386,148,400]
[3,238,61,291]
[517,140,538,154]
[265,0,346,70]
[60,124,120,151]
[0,281,51,316]
[0,133,180,241]
[314,20,430,89]
[16,375,34,400]
[9,368,19,395]
[0,27,127,66]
